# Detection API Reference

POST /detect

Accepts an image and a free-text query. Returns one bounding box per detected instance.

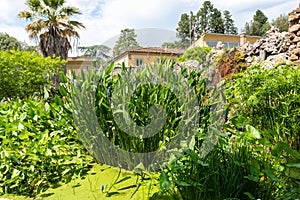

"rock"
[289,7,300,15]
[216,41,225,50]
[289,24,300,33]
[259,50,267,61]
[236,6,300,64]
[178,60,200,70]
[292,48,300,55]
[239,25,292,63]
[291,36,300,42]
[210,42,225,62]
[289,44,296,50]
[290,54,298,61]
[289,14,300,22]
[266,53,287,63]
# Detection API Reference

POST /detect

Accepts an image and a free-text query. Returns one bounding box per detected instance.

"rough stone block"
[289,54,298,61]
[288,13,300,22]
[289,24,300,33]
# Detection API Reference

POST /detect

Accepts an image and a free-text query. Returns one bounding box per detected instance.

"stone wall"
[239,27,290,64]
[288,7,300,61]
[238,6,300,64]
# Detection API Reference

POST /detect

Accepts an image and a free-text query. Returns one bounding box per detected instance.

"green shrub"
[178,46,211,65]
[0,50,64,100]
[0,97,93,196]
[0,33,23,51]
[227,63,300,151]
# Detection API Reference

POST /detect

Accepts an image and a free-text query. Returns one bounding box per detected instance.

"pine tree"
[272,14,288,32]
[195,1,214,36]
[209,8,224,34]
[113,28,140,56]
[176,13,191,45]
[223,10,238,34]
[244,9,271,36]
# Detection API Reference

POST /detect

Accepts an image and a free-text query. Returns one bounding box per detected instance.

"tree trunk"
[39,33,71,87]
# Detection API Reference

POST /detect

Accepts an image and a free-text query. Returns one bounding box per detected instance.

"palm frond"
[68,21,85,29]
[41,0,51,7]
[60,6,81,16]
[25,19,44,38]
[18,11,35,20]
[27,0,43,13]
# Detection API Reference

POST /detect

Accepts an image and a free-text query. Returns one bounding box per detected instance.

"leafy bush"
[178,46,211,64]
[0,95,93,196]
[0,50,64,100]
[227,63,300,151]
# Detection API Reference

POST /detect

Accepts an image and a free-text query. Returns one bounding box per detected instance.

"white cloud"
[208,0,298,30]
[0,24,36,45]
[0,0,25,24]
[0,0,298,51]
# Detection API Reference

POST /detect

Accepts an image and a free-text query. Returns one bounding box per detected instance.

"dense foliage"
[159,125,280,199]
[92,61,211,155]
[0,33,23,51]
[1,43,300,199]
[0,95,93,196]
[151,62,300,200]
[178,46,211,64]
[0,50,64,100]
[271,14,289,32]
[227,63,300,151]
[214,48,247,78]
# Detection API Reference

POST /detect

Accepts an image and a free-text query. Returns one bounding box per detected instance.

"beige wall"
[114,56,129,67]
[114,52,179,68]
[66,58,96,78]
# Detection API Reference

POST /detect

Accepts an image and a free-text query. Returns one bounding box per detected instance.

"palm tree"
[18,0,85,73]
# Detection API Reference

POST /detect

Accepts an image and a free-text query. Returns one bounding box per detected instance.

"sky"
[0,0,298,56]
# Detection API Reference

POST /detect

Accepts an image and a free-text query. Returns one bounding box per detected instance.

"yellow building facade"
[191,33,261,49]
[112,47,184,67]
[65,57,97,78]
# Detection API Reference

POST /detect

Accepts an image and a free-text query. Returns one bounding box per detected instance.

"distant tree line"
[163,1,289,49]
[245,10,288,36]
[163,1,238,49]
[0,32,36,52]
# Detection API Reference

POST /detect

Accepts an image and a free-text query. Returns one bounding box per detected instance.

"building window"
[135,58,143,66]
[205,40,240,48]
[205,40,219,48]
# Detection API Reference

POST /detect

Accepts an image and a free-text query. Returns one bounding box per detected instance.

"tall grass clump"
[156,121,283,200]
[92,61,211,154]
